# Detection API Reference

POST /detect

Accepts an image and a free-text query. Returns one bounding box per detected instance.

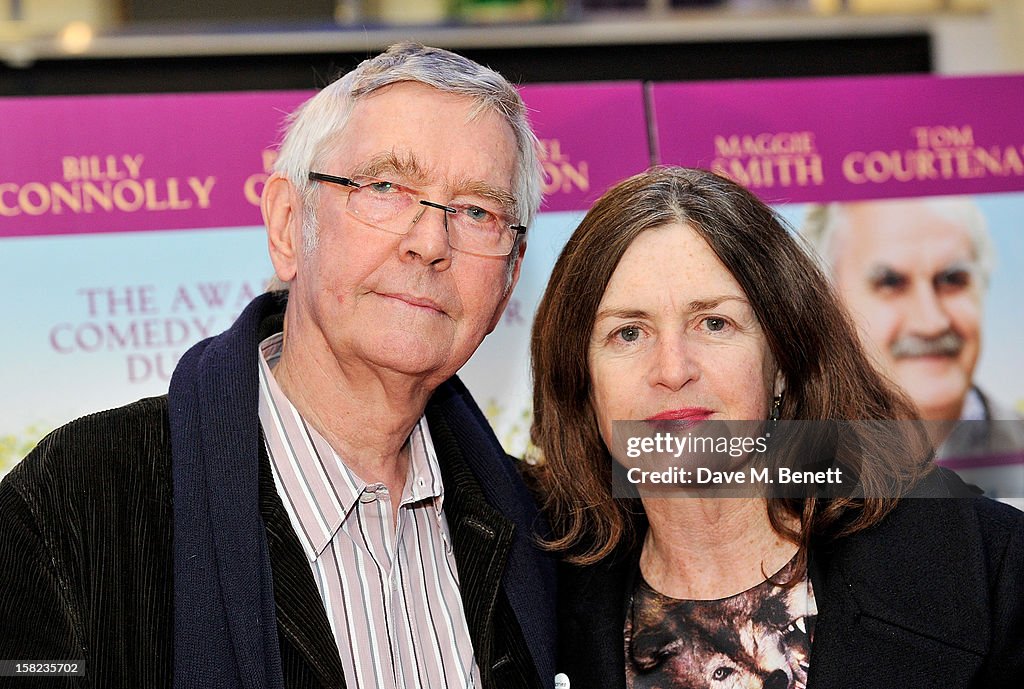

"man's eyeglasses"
[308,172,526,257]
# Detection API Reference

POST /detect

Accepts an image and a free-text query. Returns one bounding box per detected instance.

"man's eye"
[367,180,396,193]
[871,269,907,291]
[936,268,971,290]
[617,326,641,343]
[462,206,497,223]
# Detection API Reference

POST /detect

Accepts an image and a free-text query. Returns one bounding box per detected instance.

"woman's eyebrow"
[687,296,749,312]
[594,296,750,323]
[593,308,651,323]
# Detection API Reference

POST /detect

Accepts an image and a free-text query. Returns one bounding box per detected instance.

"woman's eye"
[704,317,727,332]
[617,326,641,342]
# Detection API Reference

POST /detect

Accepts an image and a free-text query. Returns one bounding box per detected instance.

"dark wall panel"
[0,35,931,96]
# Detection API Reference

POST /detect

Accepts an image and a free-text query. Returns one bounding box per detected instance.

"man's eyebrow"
[935,259,976,275]
[454,180,518,217]
[352,152,428,182]
[351,153,519,217]
[865,264,904,282]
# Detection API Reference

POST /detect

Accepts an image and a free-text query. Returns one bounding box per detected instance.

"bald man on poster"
[800,196,1024,504]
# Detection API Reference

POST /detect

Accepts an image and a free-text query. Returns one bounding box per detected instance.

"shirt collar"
[960,386,985,422]
[257,332,445,560]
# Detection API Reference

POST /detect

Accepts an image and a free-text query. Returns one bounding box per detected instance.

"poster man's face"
[831,200,983,421]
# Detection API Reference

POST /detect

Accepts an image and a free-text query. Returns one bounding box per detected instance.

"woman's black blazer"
[556,470,1024,689]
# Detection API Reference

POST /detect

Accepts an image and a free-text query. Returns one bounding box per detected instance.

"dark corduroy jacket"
[0,294,555,689]
[556,470,1024,689]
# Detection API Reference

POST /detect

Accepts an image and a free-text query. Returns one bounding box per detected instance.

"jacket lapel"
[427,377,557,684]
[558,543,639,689]
[259,441,346,689]
[803,540,858,689]
[427,400,517,669]
[446,471,516,666]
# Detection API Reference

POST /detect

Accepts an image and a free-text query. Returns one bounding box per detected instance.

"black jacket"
[557,471,1024,688]
[0,294,556,689]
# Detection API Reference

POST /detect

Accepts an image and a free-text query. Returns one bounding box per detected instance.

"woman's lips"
[646,408,713,422]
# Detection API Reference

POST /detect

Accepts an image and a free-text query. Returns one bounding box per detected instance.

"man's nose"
[906,282,952,337]
[399,202,453,268]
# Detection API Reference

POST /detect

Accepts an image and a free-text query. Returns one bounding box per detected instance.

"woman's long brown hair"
[530,166,930,566]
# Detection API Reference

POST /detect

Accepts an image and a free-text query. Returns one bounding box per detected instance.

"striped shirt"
[257,333,482,689]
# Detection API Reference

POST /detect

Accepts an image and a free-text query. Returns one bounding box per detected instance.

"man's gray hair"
[273,42,543,259]
[798,197,995,289]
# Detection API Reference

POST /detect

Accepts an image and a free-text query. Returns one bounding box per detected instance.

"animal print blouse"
[624,557,817,689]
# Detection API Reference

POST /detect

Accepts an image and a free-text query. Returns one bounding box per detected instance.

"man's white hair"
[798,196,995,289]
[271,42,542,277]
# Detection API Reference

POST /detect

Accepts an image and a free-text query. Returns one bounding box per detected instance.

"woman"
[530,167,1023,689]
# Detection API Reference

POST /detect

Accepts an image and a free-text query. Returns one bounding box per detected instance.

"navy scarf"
[169,293,287,689]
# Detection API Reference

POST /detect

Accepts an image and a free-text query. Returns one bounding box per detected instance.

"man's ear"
[487,239,527,334]
[263,173,302,283]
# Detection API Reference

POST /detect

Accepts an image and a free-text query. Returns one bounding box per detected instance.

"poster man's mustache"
[891,331,964,358]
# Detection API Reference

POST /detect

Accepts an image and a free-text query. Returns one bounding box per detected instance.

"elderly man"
[800,197,1024,501]
[0,43,554,689]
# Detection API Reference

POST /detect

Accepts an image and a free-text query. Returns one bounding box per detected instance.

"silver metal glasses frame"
[307,171,526,257]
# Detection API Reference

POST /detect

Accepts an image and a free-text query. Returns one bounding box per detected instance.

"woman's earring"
[767,393,783,436]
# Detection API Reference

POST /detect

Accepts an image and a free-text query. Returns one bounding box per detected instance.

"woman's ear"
[774,370,787,398]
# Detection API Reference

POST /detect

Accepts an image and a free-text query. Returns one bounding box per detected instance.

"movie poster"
[0,84,650,475]
[653,75,1024,506]
[2,75,1022,507]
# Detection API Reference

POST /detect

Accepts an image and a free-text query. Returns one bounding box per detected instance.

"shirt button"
[359,491,378,504]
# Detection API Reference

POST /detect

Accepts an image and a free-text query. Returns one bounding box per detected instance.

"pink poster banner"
[652,74,1024,204]
[0,91,311,238]
[521,82,651,212]
[0,83,649,239]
